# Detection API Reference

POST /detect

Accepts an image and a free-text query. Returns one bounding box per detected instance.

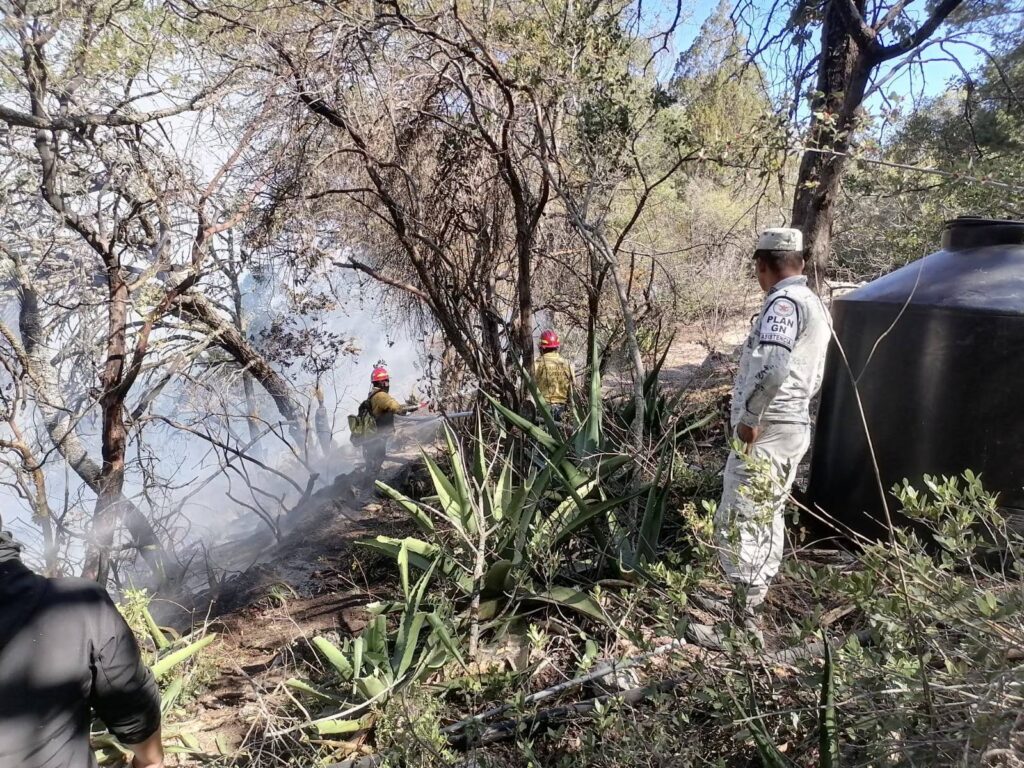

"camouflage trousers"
[714,422,810,603]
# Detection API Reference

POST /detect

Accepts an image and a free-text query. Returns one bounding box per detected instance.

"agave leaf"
[160,675,184,715]
[375,481,435,532]
[422,451,466,533]
[529,439,574,501]
[552,489,646,547]
[426,612,467,670]
[547,478,600,527]
[483,559,514,596]
[391,611,429,678]
[742,679,794,768]
[819,630,840,768]
[493,456,513,520]
[531,586,607,624]
[143,606,171,651]
[215,734,231,755]
[179,733,202,751]
[476,598,503,621]
[534,477,600,550]
[163,744,204,756]
[597,453,632,479]
[617,538,639,574]
[443,425,476,534]
[313,636,354,681]
[151,633,216,680]
[363,615,388,661]
[355,674,389,702]
[555,454,588,490]
[285,678,342,704]
[365,600,405,615]
[496,476,534,560]
[162,745,203,756]
[674,409,717,440]
[356,536,438,573]
[397,540,411,599]
[638,445,673,563]
[580,332,603,455]
[315,718,365,736]
[351,636,365,680]
[408,558,439,615]
[91,733,127,752]
[485,393,558,450]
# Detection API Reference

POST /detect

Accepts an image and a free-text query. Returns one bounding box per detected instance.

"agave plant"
[486,386,692,576]
[369,412,647,620]
[286,554,465,736]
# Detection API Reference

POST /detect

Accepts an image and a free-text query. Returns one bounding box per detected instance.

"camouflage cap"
[757,228,803,252]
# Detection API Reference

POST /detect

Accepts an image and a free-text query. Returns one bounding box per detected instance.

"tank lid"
[942,216,1024,251]
[839,215,1024,311]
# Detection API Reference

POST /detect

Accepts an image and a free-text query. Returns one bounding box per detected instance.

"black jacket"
[0,531,161,768]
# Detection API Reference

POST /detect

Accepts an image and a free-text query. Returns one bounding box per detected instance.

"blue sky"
[644,0,984,107]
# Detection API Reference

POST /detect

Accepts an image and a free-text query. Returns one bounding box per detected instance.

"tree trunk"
[517,233,534,384]
[13,262,173,581]
[242,374,264,458]
[83,270,132,584]
[598,246,645,441]
[791,0,871,289]
[85,410,129,584]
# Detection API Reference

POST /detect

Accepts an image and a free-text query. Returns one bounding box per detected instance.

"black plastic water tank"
[807,216,1024,538]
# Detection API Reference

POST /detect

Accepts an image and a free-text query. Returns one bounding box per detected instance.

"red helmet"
[371,366,390,384]
[539,329,560,350]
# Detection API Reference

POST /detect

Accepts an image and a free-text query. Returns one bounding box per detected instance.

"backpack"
[348,397,377,445]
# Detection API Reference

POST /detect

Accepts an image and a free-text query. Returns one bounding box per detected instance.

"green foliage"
[374,688,459,767]
[668,0,773,170]
[836,39,1024,278]
[780,471,1024,766]
[117,589,218,682]
[287,559,461,735]
[150,633,218,680]
[610,340,716,442]
[818,630,839,768]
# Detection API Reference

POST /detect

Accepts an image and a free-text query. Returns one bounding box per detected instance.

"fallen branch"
[441,636,688,735]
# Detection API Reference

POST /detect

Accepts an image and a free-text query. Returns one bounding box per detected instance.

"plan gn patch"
[759,296,800,350]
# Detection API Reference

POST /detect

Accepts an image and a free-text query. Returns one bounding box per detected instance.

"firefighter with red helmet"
[533,329,574,422]
[362,365,420,478]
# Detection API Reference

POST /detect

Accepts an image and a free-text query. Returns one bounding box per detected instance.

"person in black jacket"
[0,526,164,768]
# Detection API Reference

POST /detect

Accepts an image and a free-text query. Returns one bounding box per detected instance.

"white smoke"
[0,271,428,583]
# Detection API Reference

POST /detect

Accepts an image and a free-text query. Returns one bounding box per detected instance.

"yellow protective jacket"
[369,388,404,432]
[533,351,574,406]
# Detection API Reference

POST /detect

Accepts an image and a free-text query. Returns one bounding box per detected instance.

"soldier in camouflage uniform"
[712,228,830,641]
